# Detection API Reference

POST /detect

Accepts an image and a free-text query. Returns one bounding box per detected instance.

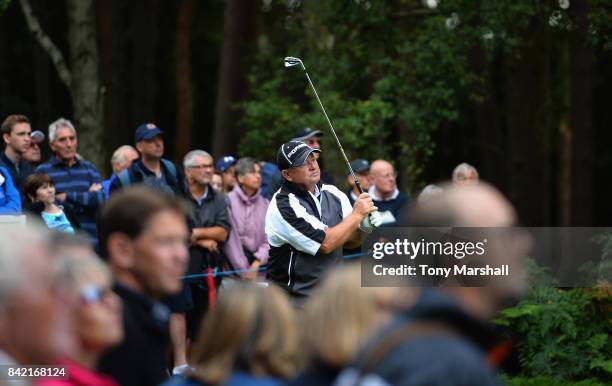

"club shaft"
[302,70,364,194]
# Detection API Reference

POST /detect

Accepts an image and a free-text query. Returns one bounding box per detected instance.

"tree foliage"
[496,250,611,382]
[240,0,612,190]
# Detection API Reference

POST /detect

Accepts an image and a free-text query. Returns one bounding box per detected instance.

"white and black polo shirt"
[265,180,352,298]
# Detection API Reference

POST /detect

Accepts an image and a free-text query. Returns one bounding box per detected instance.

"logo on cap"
[287,143,308,159]
[146,123,156,129]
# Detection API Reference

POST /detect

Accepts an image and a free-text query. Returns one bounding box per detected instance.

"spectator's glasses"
[80,284,113,305]
[188,163,214,170]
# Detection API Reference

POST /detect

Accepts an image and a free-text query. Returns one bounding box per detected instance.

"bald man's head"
[410,183,526,320]
[411,182,516,228]
[111,145,139,175]
[370,160,397,196]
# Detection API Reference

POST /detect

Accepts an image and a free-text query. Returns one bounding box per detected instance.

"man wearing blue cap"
[109,123,190,375]
[215,155,237,194]
[110,123,185,196]
[265,141,382,302]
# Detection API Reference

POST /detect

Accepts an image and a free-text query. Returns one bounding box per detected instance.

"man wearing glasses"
[182,150,231,360]
[110,123,185,197]
[368,159,410,226]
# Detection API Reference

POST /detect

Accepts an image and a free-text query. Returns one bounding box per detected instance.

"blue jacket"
[346,289,503,386]
[0,167,21,215]
[102,173,117,199]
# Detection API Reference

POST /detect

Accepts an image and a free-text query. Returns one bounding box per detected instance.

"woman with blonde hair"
[163,282,300,386]
[287,263,415,386]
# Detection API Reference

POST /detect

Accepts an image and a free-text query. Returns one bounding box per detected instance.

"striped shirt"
[36,157,105,244]
[265,181,352,298]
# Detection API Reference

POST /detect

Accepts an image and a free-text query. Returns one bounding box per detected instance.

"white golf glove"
[360,211,383,233]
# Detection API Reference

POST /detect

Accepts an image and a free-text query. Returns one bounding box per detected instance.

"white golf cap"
[31,130,45,144]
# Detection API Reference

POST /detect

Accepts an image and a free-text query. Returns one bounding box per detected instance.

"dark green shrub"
[496,286,611,381]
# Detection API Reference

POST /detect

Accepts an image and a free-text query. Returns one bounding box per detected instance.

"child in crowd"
[24,173,80,233]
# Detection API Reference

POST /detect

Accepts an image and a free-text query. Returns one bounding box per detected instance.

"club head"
[284,56,304,69]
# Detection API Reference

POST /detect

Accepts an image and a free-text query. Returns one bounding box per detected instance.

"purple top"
[222,184,270,275]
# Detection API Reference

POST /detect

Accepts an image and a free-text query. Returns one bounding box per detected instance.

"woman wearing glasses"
[38,253,123,386]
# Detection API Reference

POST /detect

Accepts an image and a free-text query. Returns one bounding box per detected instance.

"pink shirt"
[222,185,270,276]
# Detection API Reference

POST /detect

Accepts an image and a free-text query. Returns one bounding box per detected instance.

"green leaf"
[589,359,612,374]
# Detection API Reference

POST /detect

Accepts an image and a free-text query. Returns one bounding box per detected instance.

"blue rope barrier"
[342,252,366,260]
[180,251,368,280]
[181,266,267,280]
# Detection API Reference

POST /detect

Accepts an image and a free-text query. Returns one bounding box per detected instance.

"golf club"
[284,56,366,194]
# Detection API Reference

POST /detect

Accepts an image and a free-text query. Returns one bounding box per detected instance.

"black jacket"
[186,186,231,275]
[98,283,171,386]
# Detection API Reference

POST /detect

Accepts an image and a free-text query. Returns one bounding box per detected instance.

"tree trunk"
[66,0,105,170]
[569,0,593,226]
[212,0,259,156]
[175,0,196,160]
[20,0,105,170]
[96,0,114,173]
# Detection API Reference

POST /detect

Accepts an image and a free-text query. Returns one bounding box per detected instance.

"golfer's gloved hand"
[360,211,383,233]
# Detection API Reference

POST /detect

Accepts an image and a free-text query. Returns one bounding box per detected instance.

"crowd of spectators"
[0,112,514,386]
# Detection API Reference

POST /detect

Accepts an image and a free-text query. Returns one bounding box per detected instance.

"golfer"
[265,141,381,302]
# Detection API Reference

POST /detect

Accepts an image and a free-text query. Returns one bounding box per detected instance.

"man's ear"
[2,132,9,146]
[135,142,144,154]
[49,141,57,153]
[107,233,136,270]
[282,169,292,182]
